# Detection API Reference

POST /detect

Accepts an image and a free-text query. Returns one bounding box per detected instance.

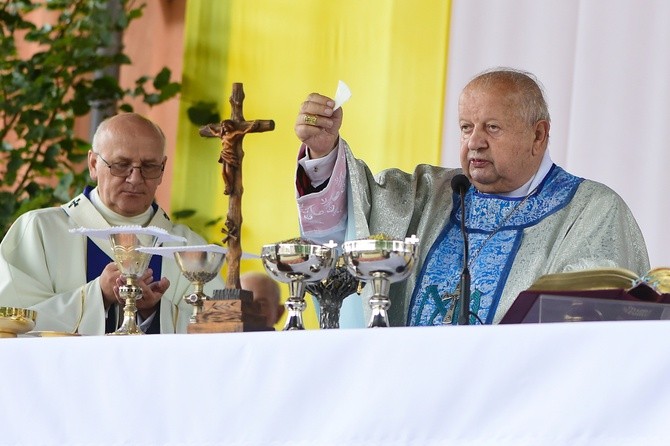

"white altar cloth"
[1,321,669,445]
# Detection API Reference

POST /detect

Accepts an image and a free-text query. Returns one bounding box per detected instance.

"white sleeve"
[298,147,338,188]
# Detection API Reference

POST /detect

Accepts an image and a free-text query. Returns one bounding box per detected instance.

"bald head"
[92,112,166,156]
[240,272,283,326]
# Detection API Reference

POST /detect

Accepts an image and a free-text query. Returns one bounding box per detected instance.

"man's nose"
[467,127,487,150]
[126,166,144,182]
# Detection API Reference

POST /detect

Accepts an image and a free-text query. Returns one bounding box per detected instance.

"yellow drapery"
[174,0,451,329]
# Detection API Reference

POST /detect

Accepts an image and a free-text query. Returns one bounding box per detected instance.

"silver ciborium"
[305,257,362,329]
[138,245,227,323]
[342,235,419,328]
[261,239,338,330]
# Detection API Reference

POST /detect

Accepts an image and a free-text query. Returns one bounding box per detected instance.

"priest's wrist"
[307,137,339,159]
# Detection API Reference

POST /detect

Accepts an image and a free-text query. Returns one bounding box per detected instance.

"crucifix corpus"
[199,83,275,289]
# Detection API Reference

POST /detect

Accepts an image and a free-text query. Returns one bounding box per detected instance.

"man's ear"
[532,120,550,156]
[88,150,99,181]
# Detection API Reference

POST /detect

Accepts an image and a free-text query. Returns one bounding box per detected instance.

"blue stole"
[407,165,583,325]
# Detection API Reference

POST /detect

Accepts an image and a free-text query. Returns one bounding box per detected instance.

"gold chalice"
[108,231,160,335]
[70,226,187,335]
[0,307,37,338]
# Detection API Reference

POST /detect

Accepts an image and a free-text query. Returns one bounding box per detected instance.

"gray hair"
[466,67,551,125]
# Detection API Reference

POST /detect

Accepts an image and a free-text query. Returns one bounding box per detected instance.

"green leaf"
[205,216,223,227]
[143,93,161,106]
[172,209,197,220]
[159,82,181,101]
[153,67,171,89]
[15,189,55,215]
[5,151,24,184]
[0,192,18,229]
[135,75,150,85]
[54,173,74,202]
[187,102,221,126]
[43,144,60,168]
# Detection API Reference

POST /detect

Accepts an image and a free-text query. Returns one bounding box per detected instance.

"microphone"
[450,174,471,195]
[451,174,471,325]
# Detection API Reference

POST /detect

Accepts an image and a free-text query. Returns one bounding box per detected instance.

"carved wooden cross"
[199,83,275,289]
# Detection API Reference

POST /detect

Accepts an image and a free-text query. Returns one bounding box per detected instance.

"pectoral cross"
[199,83,275,289]
[442,286,459,325]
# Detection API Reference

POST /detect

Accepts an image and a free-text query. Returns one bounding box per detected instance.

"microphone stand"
[457,185,471,326]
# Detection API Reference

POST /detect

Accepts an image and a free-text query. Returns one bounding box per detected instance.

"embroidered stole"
[408,166,583,325]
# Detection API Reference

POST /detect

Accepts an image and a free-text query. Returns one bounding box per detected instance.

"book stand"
[501,288,670,324]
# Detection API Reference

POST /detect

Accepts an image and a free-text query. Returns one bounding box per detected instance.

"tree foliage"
[0,0,180,239]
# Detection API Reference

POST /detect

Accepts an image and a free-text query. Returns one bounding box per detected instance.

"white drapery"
[443,0,670,266]
[2,322,669,445]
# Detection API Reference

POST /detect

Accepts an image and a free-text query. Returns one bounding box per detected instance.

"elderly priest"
[293,68,650,326]
[0,113,224,335]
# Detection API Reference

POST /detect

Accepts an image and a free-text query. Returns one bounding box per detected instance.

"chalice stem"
[111,285,143,335]
[282,280,307,330]
[186,282,207,324]
[188,298,203,323]
[283,297,306,330]
[368,273,391,328]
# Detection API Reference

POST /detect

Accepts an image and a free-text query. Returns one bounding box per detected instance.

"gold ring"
[303,114,317,126]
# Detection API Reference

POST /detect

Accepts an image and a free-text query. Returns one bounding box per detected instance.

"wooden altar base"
[187,289,272,333]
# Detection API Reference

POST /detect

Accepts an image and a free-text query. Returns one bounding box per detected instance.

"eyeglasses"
[94,152,165,180]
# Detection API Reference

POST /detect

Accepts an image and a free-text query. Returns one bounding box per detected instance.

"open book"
[528,267,670,301]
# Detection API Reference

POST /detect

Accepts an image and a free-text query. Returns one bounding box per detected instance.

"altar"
[1,321,669,445]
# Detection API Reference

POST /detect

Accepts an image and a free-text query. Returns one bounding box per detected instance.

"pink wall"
[119,0,185,213]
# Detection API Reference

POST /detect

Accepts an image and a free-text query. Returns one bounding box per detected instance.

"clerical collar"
[89,187,154,226]
[480,151,554,198]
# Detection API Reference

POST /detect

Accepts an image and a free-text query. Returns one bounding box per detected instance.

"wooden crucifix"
[199,83,275,289]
